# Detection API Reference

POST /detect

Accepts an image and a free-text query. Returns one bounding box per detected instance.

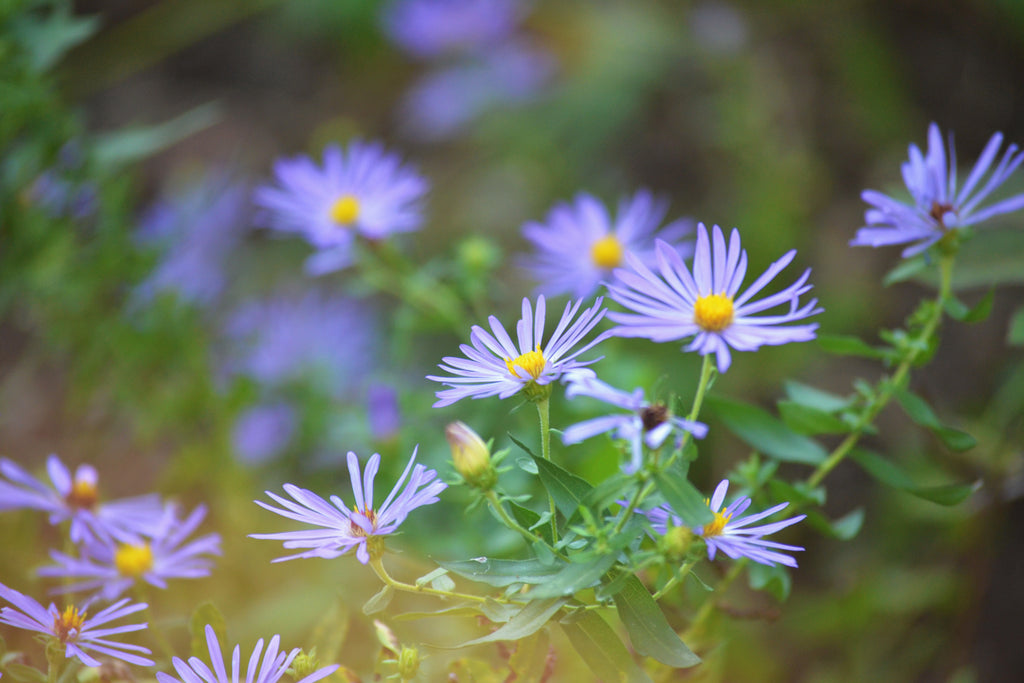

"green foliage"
[850,449,979,506]
[705,395,828,464]
[893,388,978,452]
[449,598,566,648]
[653,464,714,527]
[560,609,652,683]
[612,575,700,668]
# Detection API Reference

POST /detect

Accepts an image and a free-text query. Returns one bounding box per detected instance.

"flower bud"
[286,648,321,681]
[660,523,695,560]
[397,646,420,680]
[445,422,496,491]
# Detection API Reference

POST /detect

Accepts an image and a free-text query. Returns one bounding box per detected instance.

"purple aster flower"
[608,223,821,373]
[852,123,1024,257]
[562,372,708,474]
[382,0,521,59]
[521,190,694,299]
[157,624,338,683]
[253,141,428,275]
[135,173,250,308]
[251,448,446,564]
[427,295,611,408]
[367,384,402,442]
[0,455,165,544]
[643,479,805,568]
[0,582,153,667]
[232,402,298,465]
[38,503,221,601]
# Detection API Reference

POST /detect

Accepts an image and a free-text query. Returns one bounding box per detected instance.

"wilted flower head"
[382,0,521,59]
[852,123,1024,257]
[157,624,338,683]
[38,503,221,601]
[608,223,821,373]
[254,141,428,275]
[427,295,611,407]
[0,582,153,667]
[0,455,164,543]
[521,190,694,299]
[562,372,707,474]
[251,448,446,564]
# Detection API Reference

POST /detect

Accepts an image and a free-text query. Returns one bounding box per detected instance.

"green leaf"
[393,605,483,621]
[613,575,700,668]
[1008,306,1024,346]
[883,255,928,286]
[2,663,46,683]
[805,508,864,540]
[449,598,567,648]
[11,8,100,72]
[783,380,853,413]
[851,448,980,506]
[189,602,228,663]
[817,334,889,359]
[362,585,394,615]
[653,467,714,527]
[777,400,852,435]
[509,630,551,682]
[893,388,977,451]
[440,558,566,587]
[747,562,792,601]
[93,103,221,167]
[526,553,618,598]
[944,289,994,324]
[705,396,828,464]
[508,501,555,545]
[583,472,635,514]
[530,454,594,519]
[560,610,652,683]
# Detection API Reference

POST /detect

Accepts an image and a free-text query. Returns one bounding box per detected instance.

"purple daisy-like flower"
[521,190,694,299]
[427,295,611,408]
[608,223,821,374]
[0,582,153,667]
[382,0,521,59]
[253,141,428,275]
[643,479,805,567]
[157,624,338,683]
[251,448,446,565]
[0,455,165,544]
[38,503,221,601]
[852,123,1024,257]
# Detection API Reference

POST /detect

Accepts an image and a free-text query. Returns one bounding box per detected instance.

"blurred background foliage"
[2,0,1024,680]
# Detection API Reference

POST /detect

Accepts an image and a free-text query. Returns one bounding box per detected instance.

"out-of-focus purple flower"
[0,582,153,667]
[400,39,553,141]
[608,224,821,373]
[0,455,164,544]
[24,142,98,220]
[38,503,221,601]
[382,0,521,59]
[232,402,298,465]
[135,174,250,308]
[367,384,402,442]
[852,123,1024,257]
[562,372,707,474]
[253,141,428,275]
[222,291,376,397]
[157,624,338,683]
[521,190,694,299]
[251,448,446,564]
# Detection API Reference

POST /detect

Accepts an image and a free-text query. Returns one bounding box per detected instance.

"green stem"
[652,559,697,600]
[484,491,567,560]
[535,396,559,541]
[683,559,746,642]
[369,556,524,606]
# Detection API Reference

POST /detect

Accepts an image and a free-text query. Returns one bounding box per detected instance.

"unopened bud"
[397,646,420,680]
[286,648,320,680]
[446,422,496,490]
[660,523,695,560]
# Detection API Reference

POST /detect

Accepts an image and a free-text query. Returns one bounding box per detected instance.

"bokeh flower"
[0,455,164,544]
[521,190,694,299]
[852,123,1024,257]
[427,295,611,407]
[0,582,153,667]
[562,372,707,474]
[608,223,821,373]
[38,503,221,601]
[251,448,446,564]
[232,402,298,465]
[642,479,805,567]
[157,624,338,683]
[254,141,428,275]
[382,0,520,59]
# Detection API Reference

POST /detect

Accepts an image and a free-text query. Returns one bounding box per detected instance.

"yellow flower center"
[350,507,378,537]
[329,194,360,226]
[65,478,98,510]
[115,543,154,577]
[693,293,734,332]
[590,234,624,269]
[701,508,732,538]
[53,606,86,643]
[504,346,546,379]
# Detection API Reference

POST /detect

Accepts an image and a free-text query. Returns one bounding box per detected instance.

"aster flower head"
[0,582,153,667]
[643,479,806,568]
[562,372,708,474]
[251,448,446,564]
[608,223,821,373]
[38,503,221,601]
[0,455,165,544]
[853,123,1024,257]
[427,295,611,407]
[382,0,521,59]
[254,141,428,275]
[157,624,338,683]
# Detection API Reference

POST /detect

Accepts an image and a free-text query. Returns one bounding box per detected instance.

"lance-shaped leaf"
[851,448,980,506]
[653,465,714,527]
[529,453,594,519]
[944,289,994,324]
[189,602,228,663]
[893,388,977,451]
[818,334,891,359]
[525,553,618,599]
[613,575,700,668]
[777,400,852,435]
[560,610,652,683]
[784,380,854,413]
[440,557,566,587]
[446,598,567,648]
[706,396,827,464]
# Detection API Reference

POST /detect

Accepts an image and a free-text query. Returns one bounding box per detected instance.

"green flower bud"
[446,422,497,491]
[660,523,695,560]
[397,646,420,680]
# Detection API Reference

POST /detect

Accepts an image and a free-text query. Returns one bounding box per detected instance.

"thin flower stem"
[368,556,525,606]
[535,396,559,541]
[807,253,954,489]
[652,559,697,600]
[682,558,746,642]
[484,491,568,560]
[134,586,176,661]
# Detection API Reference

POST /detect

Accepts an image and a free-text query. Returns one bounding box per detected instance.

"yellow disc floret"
[329,194,360,226]
[115,543,154,578]
[53,606,86,643]
[590,234,624,269]
[505,346,546,379]
[693,293,734,332]
[65,478,99,510]
[350,507,378,537]
[701,508,732,538]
